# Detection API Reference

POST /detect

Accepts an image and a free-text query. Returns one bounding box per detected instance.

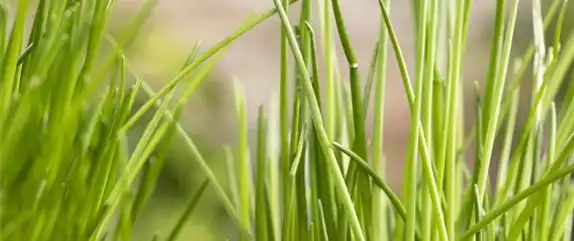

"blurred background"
[108,0,573,240]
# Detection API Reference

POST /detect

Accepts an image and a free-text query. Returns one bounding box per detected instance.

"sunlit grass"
[1,0,574,240]
[224,0,574,240]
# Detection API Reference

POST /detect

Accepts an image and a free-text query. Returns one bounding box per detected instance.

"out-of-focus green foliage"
[108,14,235,241]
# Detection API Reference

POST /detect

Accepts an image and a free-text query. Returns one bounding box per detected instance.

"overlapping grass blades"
[2,0,574,240]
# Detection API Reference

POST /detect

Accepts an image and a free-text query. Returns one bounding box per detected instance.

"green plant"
[0,0,196,240]
[0,0,289,240]
[1,0,574,241]
[219,0,574,240]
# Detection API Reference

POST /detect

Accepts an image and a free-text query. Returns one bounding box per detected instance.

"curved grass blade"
[458,135,574,240]
[123,41,202,129]
[332,142,405,219]
[289,123,308,176]
[136,66,251,239]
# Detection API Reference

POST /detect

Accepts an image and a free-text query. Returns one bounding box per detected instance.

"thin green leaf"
[166,180,210,241]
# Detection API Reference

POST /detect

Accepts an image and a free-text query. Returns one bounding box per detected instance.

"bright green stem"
[255,106,269,241]
[477,0,520,200]
[272,0,366,240]
[280,0,291,222]
[459,136,574,240]
[331,0,371,234]
[166,180,210,241]
[0,0,32,121]
[371,0,389,240]
[402,0,428,240]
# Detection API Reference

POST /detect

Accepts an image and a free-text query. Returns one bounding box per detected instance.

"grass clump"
[1,0,574,241]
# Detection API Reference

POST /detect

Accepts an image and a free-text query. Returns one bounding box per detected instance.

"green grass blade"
[0,0,32,120]
[552,0,569,59]
[371,0,389,239]
[130,101,184,223]
[537,103,558,240]
[494,87,521,197]
[477,0,521,201]
[233,78,253,237]
[330,1,371,233]
[255,106,269,241]
[549,187,574,241]
[0,2,6,60]
[362,41,380,117]
[332,142,405,220]
[166,180,210,241]
[272,0,366,240]
[459,135,574,240]
[376,0,414,106]
[279,0,292,226]
[138,75,250,239]
[405,0,430,239]
[289,123,308,176]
